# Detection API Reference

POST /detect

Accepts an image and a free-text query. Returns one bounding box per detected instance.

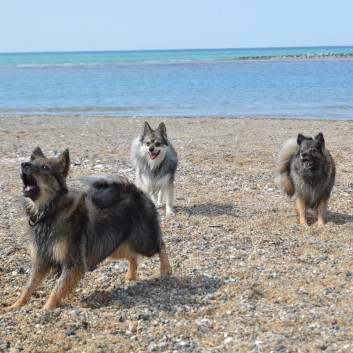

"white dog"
[131,122,178,214]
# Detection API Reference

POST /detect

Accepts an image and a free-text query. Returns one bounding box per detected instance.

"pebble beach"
[0,115,352,352]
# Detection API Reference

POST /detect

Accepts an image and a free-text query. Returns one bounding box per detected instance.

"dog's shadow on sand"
[79,275,223,311]
[327,212,353,225]
[176,204,238,217]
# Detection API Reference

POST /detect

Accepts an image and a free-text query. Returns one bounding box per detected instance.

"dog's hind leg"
[295,198,308,226]
[7,264,49,310]
[125,255,138,281]
[43,266,85,310]
[159,240,172,279]
[317,198,328,227]
[110,243,138,280]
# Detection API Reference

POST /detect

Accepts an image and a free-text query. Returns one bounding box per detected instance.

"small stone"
[73,158,82,166]
[148,343,156,351]
[225,337,234,344]
[9,348,20,353]
[65,329,76,336]
[129,322,138,333]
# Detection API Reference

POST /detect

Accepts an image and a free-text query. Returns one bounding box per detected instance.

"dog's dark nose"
[21,162,31,170]
[149,146,154,152]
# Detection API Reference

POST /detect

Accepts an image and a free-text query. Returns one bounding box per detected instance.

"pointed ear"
[315,132,325,147]
[158,122,169,145]
[59,149,70,178]
[158,122,167,136]
[143,122,153,135]
[297,134,306,145]
[31,147,45,161]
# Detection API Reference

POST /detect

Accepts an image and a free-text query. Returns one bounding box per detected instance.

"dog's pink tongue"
[149,153,158,160]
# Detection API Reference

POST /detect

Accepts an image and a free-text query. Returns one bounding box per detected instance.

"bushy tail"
[81,174,134,209]
[276,138,297,196]
[81,174,129,189]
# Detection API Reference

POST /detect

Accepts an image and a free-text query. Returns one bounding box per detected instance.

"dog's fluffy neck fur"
[23,189,71,225]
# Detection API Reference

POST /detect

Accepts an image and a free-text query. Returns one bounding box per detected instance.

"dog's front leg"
[156,189,166,209]
[317,198,328,226]
[43,266,85,310]
[150,192,163,209]
[158,240,172,279]
[7,264,49,310]
[295,198,308,226]
[165,182,175,214]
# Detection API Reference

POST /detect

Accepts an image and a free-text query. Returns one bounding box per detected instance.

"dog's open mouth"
[21,172,39,197]
[302,158,314,169]
[149,151,160,160]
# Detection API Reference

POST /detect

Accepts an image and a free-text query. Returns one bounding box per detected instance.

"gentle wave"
[10,61,197,69]
[0,106,145,114]
[320,105,353,111]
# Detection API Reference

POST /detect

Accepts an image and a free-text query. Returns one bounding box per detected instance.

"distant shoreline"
[1,114,353,121]
[225,53,353,61]
[1,47,353,63]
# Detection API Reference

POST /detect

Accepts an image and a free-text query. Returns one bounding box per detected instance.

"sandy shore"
[0,115,352,352]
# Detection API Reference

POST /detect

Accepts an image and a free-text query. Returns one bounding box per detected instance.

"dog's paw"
[166,206,174,214]
[42,303,59,311]
[2,304,19,312]
[317,215,326,227]
[160,265,173,279]
[124,273,137,281]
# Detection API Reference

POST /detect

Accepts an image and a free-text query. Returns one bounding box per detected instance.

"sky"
[0,0,352,53]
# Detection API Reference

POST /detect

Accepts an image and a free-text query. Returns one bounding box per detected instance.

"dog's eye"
[155,142,161,147]
[145,142,150,146]
[300,148,305,153]
[311,147,317,153]
[41,165,50,172]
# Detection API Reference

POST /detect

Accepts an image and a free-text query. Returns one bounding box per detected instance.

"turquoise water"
[0,47,353,119]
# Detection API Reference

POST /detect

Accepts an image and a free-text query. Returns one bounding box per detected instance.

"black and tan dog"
[7,147,172,310]
[277,132,335,226]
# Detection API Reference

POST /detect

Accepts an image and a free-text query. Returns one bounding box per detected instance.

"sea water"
[0,47,352,119]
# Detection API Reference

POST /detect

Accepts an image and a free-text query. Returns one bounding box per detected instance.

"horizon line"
[1,44,353,55]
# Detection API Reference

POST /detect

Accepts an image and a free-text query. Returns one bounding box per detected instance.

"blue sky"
[0,0,352,53]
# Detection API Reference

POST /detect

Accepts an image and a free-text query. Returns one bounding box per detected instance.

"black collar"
[29,210,49,226]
